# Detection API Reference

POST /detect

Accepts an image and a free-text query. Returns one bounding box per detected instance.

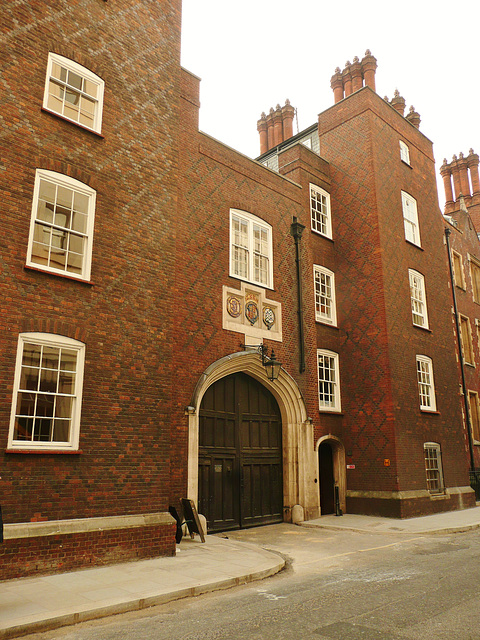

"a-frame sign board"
[181,498,205,543]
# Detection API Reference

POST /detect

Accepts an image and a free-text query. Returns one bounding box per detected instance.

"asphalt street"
[20,523,480,640]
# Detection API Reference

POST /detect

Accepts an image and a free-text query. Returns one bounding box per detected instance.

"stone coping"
[4,512,175,540]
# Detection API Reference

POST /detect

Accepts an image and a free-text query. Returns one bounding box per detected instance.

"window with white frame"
[452,251,465,289]
[460,315,475,365]
[409,269,429,328]
[8,333,85,451]
[468,391,480,442]
[310,184,332,239]
[314,265,337,325]
[43,53,104,133]
[416,355,436,411]
[401,191,420,247]
[27,170,96,281]
[230,209,273,288]
[424,442,444,494]
[317,350,341,411]
[470,258,480,303]
[399,140,410,165]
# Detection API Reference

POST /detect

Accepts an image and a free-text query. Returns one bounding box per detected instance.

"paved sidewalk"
[3,506,480,639]
[301,504,480,535]
[0,535,284,640]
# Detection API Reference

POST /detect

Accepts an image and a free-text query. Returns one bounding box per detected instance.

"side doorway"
[198,372,283,532]
[319,440,335,515]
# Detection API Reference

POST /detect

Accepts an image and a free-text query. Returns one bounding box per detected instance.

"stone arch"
[186,351,320,522]
[316,435,346,515]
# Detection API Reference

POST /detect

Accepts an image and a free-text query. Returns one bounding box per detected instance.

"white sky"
[181,0,479,207]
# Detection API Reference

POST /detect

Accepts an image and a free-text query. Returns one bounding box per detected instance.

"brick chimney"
[390,89,406,116]
[257,100,296,154]
[330,50,377,103]
[440,149,480,216]
[405,105,421,129]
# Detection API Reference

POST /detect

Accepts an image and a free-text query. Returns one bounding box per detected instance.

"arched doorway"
[318,441,335,514]
[198,372,283,532]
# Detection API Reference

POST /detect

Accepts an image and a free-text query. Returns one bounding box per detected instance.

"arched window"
[8,333,85,451]
[230,209,273,288]
[43,53,104,133]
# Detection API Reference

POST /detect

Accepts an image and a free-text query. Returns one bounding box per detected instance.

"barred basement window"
[409,269,429,328]
[416,355,436,411]
[229,209,273,288]
[43,53,104,133]
[424,443,444,494]
[401,191,421,247]
[310,184,332,239]
[26,170,96,281]
[317,350,341,411]
[8,333,85,451]
[314,265,337,325]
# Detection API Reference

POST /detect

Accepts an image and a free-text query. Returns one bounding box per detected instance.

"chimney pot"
[281,101,295,141]
[390,90,406,116]
[405,105,421,129]
[331,69,344,103]
[361,50,377,92]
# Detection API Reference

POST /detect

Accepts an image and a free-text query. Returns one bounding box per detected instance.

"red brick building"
[441,153,480,479]
[0,1,476,579]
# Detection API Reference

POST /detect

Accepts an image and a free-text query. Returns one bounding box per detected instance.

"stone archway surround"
[186,351,320,522]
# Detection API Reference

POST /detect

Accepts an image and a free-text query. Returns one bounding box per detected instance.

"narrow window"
[8,333,85,451]
[229,210,273,288]
[314,266,337,325]
[460,315,475,365]
[401,191,421,247]
[310,184,332,239]
[27,170,96,281]
[424,443,444,494]
[468,391,480,441]
[470,259,480,303]
[43,53,104,133]
[409,269,428,328]
[400,140,410,165]
[317,350,341,411]
[452,251,465,289]
[416,355,436,411]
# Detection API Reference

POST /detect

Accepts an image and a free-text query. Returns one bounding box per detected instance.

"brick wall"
[1,0,181,563]
[1,521,176,581]
[318,87,473,512]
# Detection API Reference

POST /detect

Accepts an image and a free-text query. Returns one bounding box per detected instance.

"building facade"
[0,1,476,579]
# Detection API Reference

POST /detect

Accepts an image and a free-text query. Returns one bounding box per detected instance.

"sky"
[180,0,479,207]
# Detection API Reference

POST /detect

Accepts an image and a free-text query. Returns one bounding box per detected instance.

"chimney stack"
[405,105,421,129]
[257,100,296,155]
[440,149,480,215]
[330,50,377,103]
[390,89,406,116]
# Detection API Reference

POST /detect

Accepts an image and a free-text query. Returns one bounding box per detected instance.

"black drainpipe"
[445,227,476,472]
[290,217,306,373]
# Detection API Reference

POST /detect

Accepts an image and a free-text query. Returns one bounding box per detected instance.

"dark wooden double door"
[198,373,283,532]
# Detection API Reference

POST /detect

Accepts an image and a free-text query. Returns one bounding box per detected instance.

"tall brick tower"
[1,0,181,577]
[314,54,473,516]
